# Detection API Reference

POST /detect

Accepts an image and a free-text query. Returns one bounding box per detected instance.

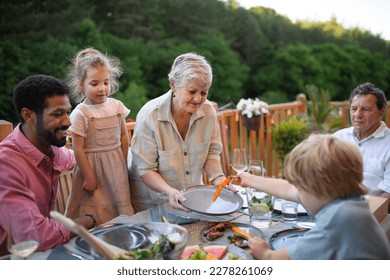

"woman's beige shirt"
[130,90,222,211]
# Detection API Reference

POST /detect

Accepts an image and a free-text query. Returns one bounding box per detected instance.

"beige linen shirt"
[130,90,222,211]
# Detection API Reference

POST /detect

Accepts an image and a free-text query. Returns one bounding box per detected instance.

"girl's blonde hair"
[66,47,123,103]
[284,133,368,199]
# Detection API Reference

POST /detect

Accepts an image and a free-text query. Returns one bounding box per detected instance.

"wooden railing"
[216,99,351,178]
[124,97,350,180]
[0,120,13,142]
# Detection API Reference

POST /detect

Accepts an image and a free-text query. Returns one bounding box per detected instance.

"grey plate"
[200,222,263,248]
[269,228,310,250]
[181,186,243,215]
[75,223,149,254]
[224,244,253,260]
[184,244,253,260]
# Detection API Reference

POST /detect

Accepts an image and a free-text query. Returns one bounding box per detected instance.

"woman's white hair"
[168,52,212,88]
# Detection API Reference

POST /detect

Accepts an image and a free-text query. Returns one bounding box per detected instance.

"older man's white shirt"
[333,121,390,194]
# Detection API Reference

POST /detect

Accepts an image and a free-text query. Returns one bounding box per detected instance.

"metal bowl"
[75,222,189,260]
[75,223,149,255]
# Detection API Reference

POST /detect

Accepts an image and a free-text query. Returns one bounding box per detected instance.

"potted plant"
[236,98,269,130]
[270,116,308,164]
[303,84,343,132]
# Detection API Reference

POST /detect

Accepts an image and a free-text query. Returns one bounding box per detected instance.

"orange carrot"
[212,176,233,202]
[232,226,253,239]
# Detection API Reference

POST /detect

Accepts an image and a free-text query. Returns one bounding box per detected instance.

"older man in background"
[333,82,390,210]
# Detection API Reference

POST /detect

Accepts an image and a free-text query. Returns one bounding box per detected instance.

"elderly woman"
[129,52,227,212]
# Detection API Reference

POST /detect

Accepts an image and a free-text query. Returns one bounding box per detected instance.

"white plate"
[181,186,243,215]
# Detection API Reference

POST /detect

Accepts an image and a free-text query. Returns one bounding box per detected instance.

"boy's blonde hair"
[66,47,123,103]
[284,133,368,199]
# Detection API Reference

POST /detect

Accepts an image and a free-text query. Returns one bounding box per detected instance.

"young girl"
[65,47,134,225]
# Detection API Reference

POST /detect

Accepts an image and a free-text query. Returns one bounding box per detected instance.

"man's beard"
[36,115,68,147]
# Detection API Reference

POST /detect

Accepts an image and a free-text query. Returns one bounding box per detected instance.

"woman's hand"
[212,176,226,187]
[166,188,189,212]
[213,176,239,193]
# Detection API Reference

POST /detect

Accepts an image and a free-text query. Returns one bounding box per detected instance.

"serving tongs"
[50,211,129,260]
[212,175,236,202]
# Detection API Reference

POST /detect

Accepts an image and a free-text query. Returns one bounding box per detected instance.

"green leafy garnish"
[227,253,244,260]
[118,234,176,260]
[186,249,207,260]
[251,194,273,211]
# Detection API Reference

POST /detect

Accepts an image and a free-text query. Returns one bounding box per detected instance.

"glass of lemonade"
[246,188,273,229]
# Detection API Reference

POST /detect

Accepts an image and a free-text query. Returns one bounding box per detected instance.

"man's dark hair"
[13,74,69,123]
[349,82,387,110]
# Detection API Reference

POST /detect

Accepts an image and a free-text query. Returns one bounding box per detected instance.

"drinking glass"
[158,192,178,224]
[281,200,298,222]
[248,159,265,177]
[231,148,248,174]
[246,188,273,229]
[7,209,40,259]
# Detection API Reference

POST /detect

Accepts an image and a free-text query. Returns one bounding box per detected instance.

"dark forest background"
[1,0,389,124]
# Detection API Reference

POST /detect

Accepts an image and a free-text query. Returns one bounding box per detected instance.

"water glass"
[248,159,265,177]
[158,192,178,224]
[246,188,273,229]
[281,200,298,221]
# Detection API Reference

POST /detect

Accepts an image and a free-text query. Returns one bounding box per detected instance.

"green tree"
[194,31,249,104]
[1,0,390,123]
[114,82,148,121]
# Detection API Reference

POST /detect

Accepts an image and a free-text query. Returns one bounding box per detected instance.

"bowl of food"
[120,222,189,260]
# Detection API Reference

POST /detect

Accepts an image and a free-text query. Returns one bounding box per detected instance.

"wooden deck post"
[0,120,13,142]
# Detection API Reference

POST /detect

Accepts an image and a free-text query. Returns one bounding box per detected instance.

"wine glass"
[7,209,40,259]
[248,159,265,177]
[232,148,248,174]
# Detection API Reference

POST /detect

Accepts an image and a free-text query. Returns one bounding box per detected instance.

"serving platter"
[268,228,310,250]
[75,223,149,254]
[181,185,243,215]
[199,222,263,248]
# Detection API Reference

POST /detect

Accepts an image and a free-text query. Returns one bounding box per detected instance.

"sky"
[236,0,390,41]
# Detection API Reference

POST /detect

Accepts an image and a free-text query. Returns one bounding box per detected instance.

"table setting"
[24,181,315,261]
[21,186,387,261]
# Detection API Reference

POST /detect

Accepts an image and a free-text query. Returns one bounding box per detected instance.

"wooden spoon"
[50,211,129,259]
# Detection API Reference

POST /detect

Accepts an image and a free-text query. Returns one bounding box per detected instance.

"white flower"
[236,98,269,118]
